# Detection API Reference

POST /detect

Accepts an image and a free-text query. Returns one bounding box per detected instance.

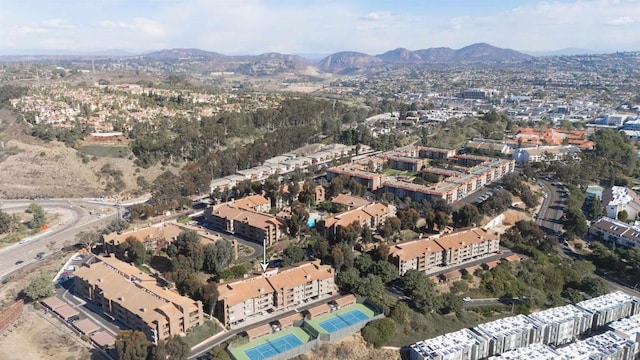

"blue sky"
[1,0,639,54]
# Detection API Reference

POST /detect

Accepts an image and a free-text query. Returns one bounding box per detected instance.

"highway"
[0,199,120,280]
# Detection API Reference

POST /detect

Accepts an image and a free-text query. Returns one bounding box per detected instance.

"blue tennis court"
[318,309,370,333]
[244,333,304,360]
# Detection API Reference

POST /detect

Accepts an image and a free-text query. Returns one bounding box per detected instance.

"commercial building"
[555,331,639,360]
[528,305,594,346]
[204,195,283,246]
[74,256,204,343]
[512,145,580,164]
[588,217,640,248]
[388,228,501,275]
[215,260,335,327]
[609,314,640,343]
[472,315,544,356]
[409,328,489,360]
[488,343,563,360]
[576,291,640,330]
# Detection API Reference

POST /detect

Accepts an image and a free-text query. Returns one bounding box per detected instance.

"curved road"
[0,199,118,280]
[536,178,565,236]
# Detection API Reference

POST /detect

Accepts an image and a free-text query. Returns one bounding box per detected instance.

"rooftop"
[489,343,562,360]
[528,305,590,325]
[473,314,541,338]
[410,329,486,358]
[576,291,639,313]
[609,313,640,337]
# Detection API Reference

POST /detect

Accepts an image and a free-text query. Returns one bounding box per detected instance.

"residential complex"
[215,260,335,327]
[473,314,544,356]
[576,291,640,329]
[73,256,204,344]
[409,329,489,360]
[528,305,594,346]
[512,145,581,164]
[388,227,501,275]
[409,292,640,360]
[204,195,283,245]
[103,221,238,259]
[327,145,515,204]
[601,186,640,220]
[318,197,394,240]
[589,217,640,248]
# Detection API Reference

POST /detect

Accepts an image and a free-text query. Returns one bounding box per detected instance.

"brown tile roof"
[217,276,275,307]
[245,323,273,340]
[232,195,270,210]
[54,304,79,320]
[212,204,282,229]
[277,312,303,328]
[74,318,100,335]
[332,194,371,209]
[504,254,521,263]
[334,294,357,307]
[307,303,331,318]
[362,203,391,218]
[434,228,499,250]
[41,296,66,310]
[389,238,444,261]
[91,330,116,348]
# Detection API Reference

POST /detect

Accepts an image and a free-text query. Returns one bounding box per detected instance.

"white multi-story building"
[589,217,640,248]
[576,291,640,330]
[556,331,639,360]
[409,329,489,360]
[528,305,594,346]
[487,343,563,360]
[609,313,640,343]
[602,186,640,220]
[472,315,544,356]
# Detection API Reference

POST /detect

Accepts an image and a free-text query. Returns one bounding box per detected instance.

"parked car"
[36,252,45,260]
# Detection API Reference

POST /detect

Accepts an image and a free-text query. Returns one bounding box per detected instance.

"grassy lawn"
[184,320,223,347]
[387,310,512,347]
[79,144,130,158]
[383,168,416,177]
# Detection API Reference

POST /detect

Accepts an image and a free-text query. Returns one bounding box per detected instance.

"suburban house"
[74,256,204,344]
[215,260,335,327]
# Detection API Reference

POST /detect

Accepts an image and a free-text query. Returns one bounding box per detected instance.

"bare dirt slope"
[0,110,166,199]
[307,334,401,360]
[0,306,98,360]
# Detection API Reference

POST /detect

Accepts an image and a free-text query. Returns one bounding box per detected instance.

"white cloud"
[40,19,75,29]
[97,20,131,29]
[604,16,637,25]
[132,17,165,37]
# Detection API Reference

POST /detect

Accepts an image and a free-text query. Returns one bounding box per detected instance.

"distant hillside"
[317,51,383,72]
[318,43,531,72]
[143,48,228,60]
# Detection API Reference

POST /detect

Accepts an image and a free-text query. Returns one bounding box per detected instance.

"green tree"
[397,208,419,230]
[282,245,306,266]
[202,241,234,274]
[75,230,101,252]
[122,237,147,265]
[438,293,462,314]
[361,318,396,348]
[452,204,481,228]
[115,330,150,360]
[27,203,46,229]
[337,267,360,291]
[618,209,629,222]
[163,335,189,360]
[24,273,54,301]
[102,218,130,235]
[401,269,440,313]
[0,210,12,234]
[330,246,345,270]
[389,301,410,323]
[168,230,204,272]
[581,277,609,297]
[200,282,219,316]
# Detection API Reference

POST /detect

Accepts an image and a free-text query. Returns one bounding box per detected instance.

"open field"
[307,333,400,360]
[79,144,131,159]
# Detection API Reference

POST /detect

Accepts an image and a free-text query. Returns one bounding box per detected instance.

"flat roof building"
[409,328,489,360]
[528,305,594,346]
[488,343,563,360]
[609,313,640,343]
[473,314,543,356]
[556,331,639,360]
[576,291,640,330]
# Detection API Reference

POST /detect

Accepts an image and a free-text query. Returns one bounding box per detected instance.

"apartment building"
[556,331,639,360]
[528,305,594,346]
[409,328,489,360]
[588,217,640,248]
[472,315,544,356]
[215,260,335,327]
[74,256,204,344]
[103,222,238,259]
[602,186,640,220]
[204,195,282,246]
[512,145,580,164]
[576,291,640,330]
[388,228,500,275]
[610,314,640,343]
[319,202,393,240]
[488,343,563,360]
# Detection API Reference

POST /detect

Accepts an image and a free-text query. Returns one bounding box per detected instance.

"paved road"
[0,199,117,280]
[535,179,565,236]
